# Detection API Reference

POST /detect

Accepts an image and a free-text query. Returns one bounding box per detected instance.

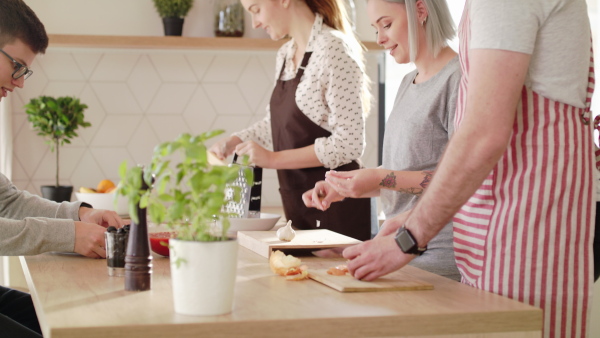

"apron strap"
[297,52,312,76]
[578,37,598,170]
[278,51,314,80]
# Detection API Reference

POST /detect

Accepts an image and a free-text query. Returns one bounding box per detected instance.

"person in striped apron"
[343,0,595,337]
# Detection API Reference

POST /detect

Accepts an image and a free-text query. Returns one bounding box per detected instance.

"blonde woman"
[304,0,461,281]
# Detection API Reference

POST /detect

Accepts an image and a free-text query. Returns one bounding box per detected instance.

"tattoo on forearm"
[380,170,433,196]
[420,171,433,189]
[379,172,397,189]
[398,187,424,195]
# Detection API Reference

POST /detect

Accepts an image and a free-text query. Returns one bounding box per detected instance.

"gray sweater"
[381,57,461,281]
[0,173,83,255]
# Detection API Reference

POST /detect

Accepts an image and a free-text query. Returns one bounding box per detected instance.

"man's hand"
[302,180,344,211]
[79,207,129,228]
[342,234,415,281]
[74,221,107,258]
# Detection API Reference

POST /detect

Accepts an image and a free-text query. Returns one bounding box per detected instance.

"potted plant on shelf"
[117,130,252,315]
[152,0,194,36]
[25,96,90,202]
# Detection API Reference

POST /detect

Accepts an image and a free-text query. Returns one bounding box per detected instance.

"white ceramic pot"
[169,238,238,316]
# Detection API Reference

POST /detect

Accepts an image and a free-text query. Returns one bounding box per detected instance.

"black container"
[105,226,129,277]
[162,17,184,36]
[41,185,73,202]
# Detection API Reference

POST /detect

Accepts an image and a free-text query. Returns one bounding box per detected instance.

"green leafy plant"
[25,96,90,187]
[152,0,194,18]
[117,130,252,242]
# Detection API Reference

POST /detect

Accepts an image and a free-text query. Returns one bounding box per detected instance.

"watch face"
[397,229,416,252]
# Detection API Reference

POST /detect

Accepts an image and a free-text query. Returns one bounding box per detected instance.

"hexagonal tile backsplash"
[12,48,379,207]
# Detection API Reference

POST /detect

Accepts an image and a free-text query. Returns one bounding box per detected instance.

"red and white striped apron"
[452,3,595,338]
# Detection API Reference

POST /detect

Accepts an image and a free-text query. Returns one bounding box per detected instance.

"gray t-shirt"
[381,56,461,281]
[469,0,591,108]
[0,173,82,255]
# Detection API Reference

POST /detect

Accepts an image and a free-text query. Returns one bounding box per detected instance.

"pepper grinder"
[125,170,152,291]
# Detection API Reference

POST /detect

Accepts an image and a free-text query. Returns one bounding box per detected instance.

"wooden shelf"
[48,34,381,51]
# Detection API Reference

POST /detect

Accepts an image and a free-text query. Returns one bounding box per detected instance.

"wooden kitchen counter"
[21,246,542,338]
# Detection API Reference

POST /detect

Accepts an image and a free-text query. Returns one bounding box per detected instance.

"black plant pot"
[41,185,73,203]
[162,17,184,36]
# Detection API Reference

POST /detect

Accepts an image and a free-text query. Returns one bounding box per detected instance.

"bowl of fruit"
[75,179,129,216]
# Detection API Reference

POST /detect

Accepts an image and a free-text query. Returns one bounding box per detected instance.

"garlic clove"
[276,220,296,241]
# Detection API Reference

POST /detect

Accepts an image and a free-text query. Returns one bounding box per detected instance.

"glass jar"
[214,0,244,37]
[345,0,357,32]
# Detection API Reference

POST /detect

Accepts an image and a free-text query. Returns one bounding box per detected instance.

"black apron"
[269,52,371,241]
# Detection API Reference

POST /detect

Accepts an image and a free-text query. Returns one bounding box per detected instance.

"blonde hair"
[381,0,455,61]
[304,0,372,117]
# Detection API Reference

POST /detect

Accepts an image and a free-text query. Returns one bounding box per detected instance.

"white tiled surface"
[12,48,380,206]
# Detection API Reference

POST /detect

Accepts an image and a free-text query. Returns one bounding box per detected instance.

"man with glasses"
[0,1,129,337]
[0,49,34,82]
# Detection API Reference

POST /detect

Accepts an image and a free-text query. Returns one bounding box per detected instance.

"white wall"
[25,0,378,41]
[25,0,269,39]
[13,0,380,206]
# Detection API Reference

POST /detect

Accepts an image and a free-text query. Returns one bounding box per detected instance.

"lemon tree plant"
[25,96,90,202]
[117,130,252,241]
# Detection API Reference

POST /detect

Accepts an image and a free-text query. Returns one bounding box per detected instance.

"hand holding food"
[302,180,344,211]
[324,169,377,199]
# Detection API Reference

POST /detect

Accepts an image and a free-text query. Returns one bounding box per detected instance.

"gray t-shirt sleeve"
[468,0,591,109]
[0,173,82,255]
[470,0,541,54]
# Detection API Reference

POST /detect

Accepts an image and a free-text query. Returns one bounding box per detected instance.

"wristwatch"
[394,225,427,256]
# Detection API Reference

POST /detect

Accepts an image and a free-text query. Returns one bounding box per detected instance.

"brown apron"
[270,52,371,241]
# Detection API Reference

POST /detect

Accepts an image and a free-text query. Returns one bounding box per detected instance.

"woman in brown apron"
[209,0,371,240]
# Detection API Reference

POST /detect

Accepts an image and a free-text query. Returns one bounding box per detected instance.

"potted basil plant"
[152,0,194,36]
[117,130,252,316]
[25,96,90,202]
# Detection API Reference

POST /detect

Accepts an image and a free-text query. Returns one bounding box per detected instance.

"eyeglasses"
[0,49,33,80]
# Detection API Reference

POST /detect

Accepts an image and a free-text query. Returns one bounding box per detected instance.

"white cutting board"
[237,229,361,258]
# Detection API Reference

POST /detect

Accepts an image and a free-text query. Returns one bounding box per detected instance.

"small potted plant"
[25,96,91,202]
[117,130,252,316]
[152,0,194,36]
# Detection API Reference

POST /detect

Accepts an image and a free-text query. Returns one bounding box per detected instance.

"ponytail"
[304,0,351,34]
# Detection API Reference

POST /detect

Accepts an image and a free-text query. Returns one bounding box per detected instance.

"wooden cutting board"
[237,229,361,258]
[307,268,434,292]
